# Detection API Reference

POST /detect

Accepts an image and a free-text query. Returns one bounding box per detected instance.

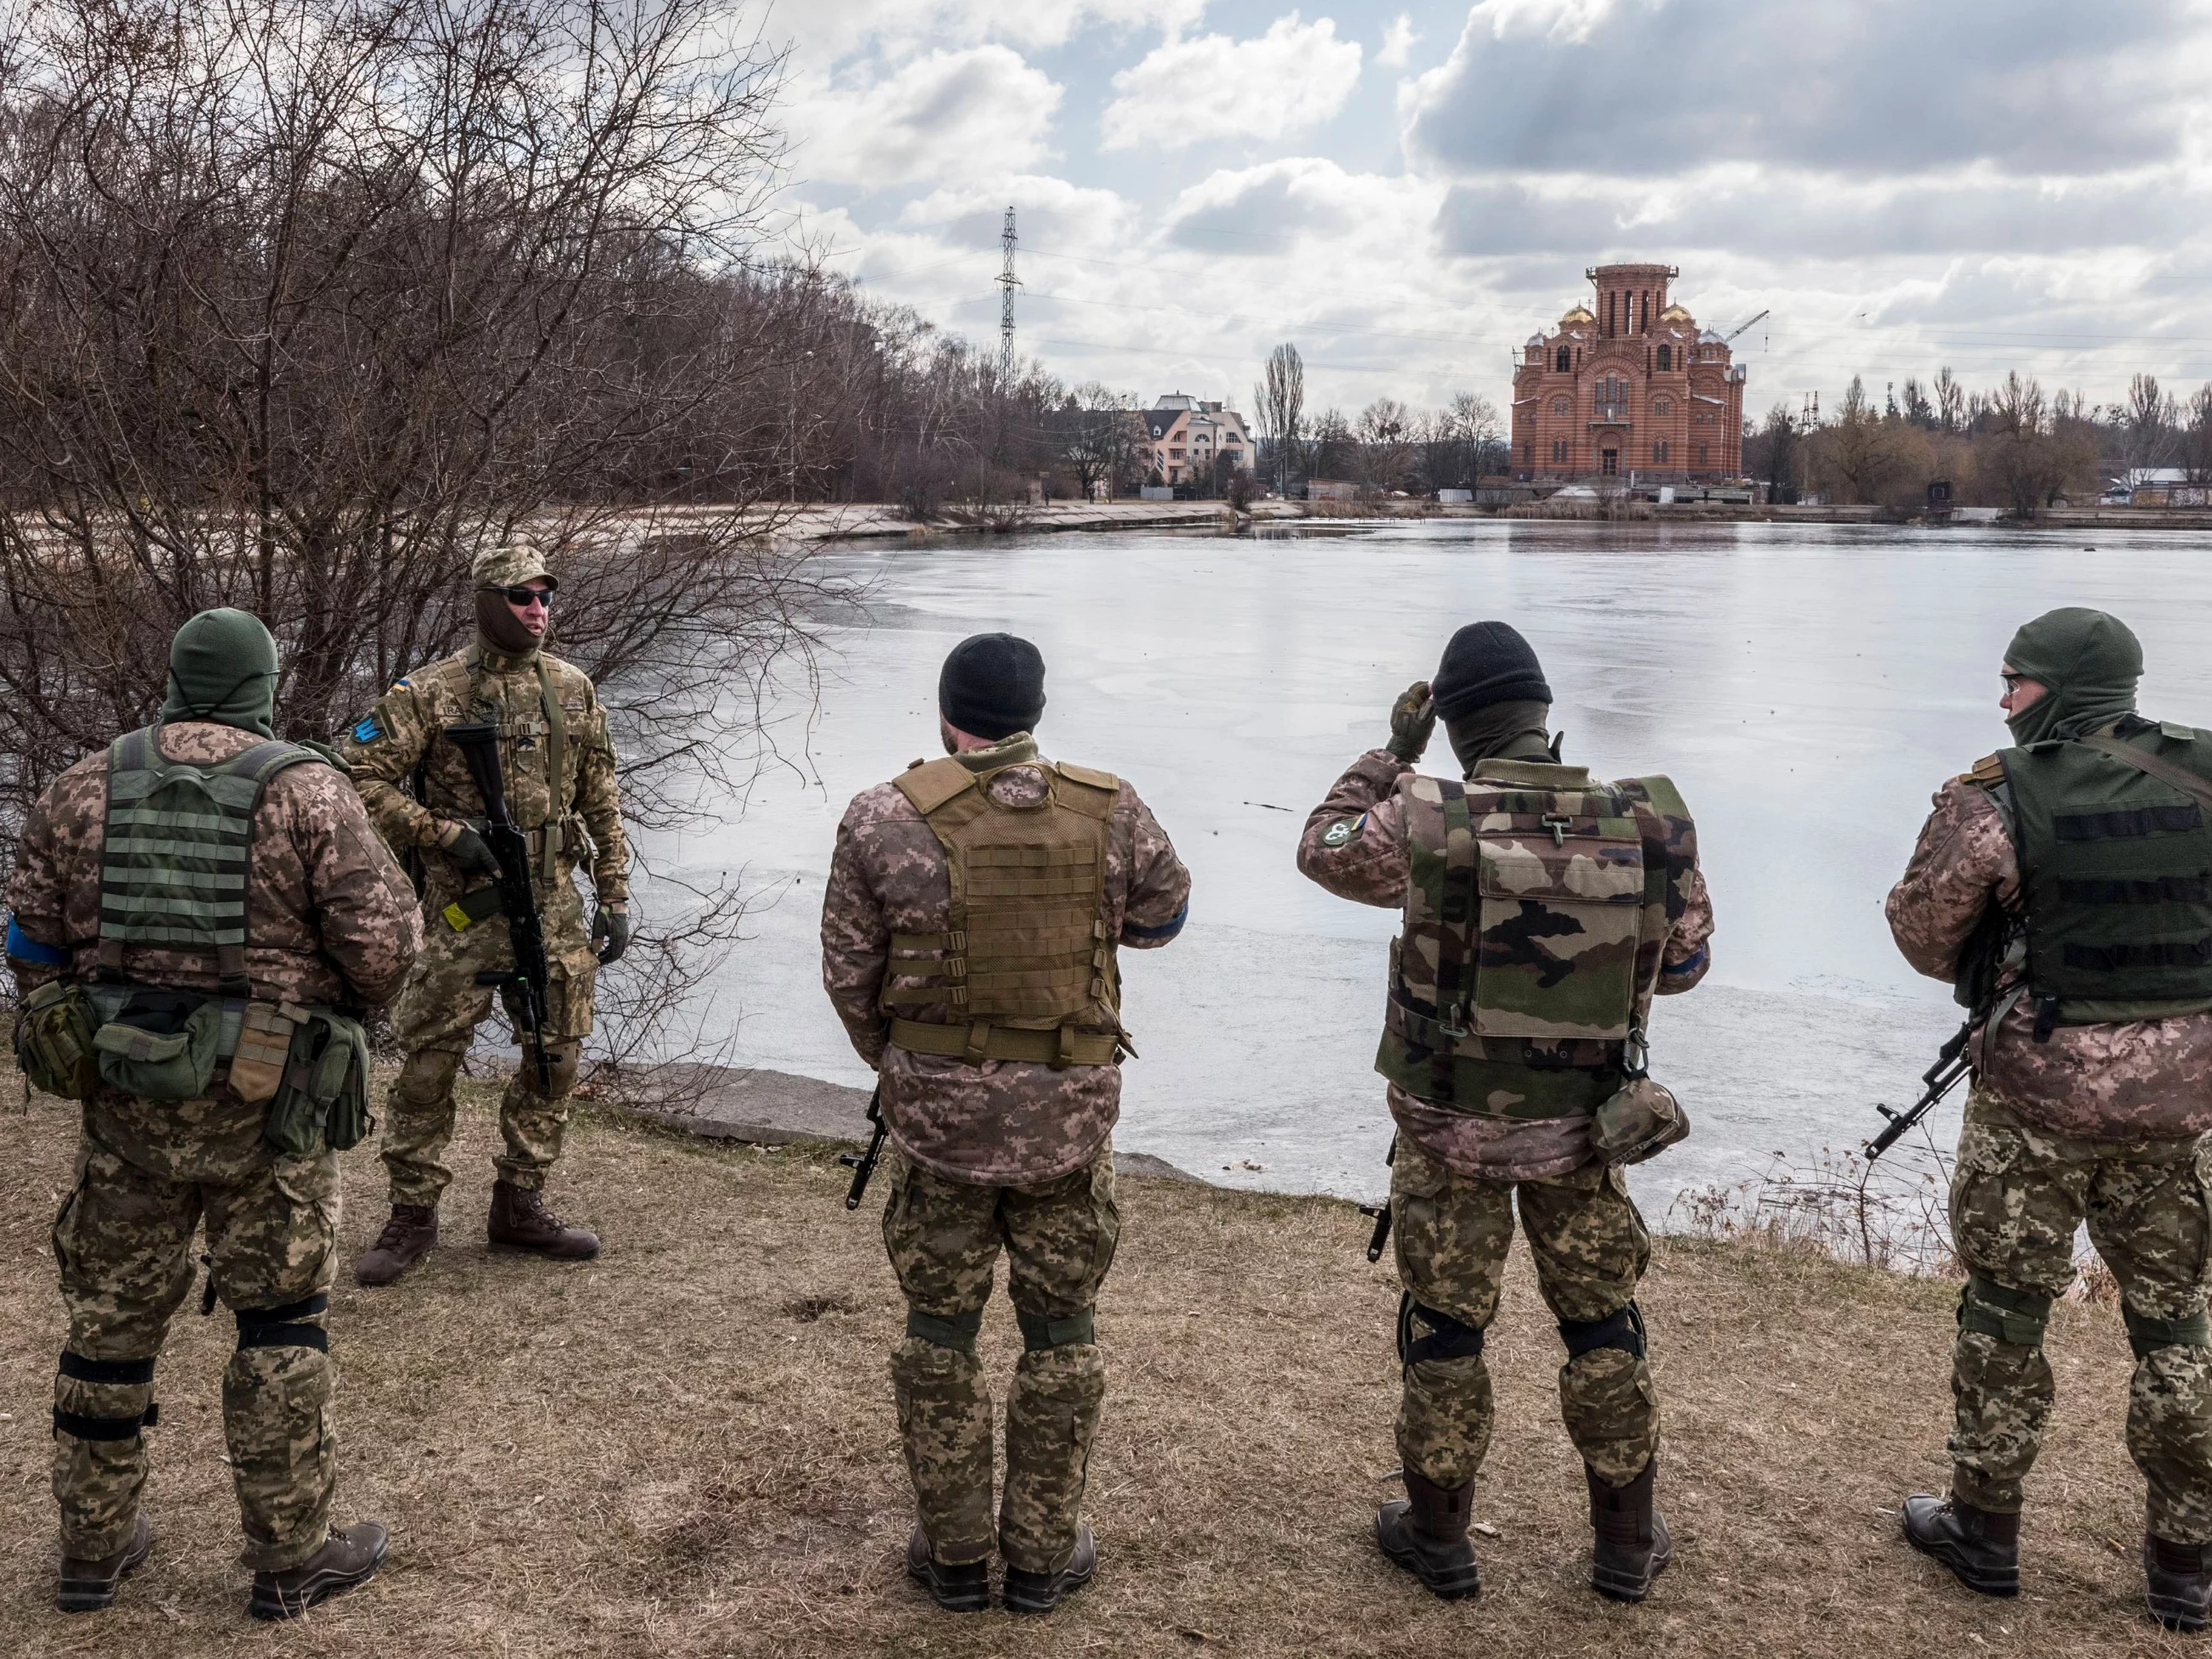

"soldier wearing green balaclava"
[1889,607,2212,1633]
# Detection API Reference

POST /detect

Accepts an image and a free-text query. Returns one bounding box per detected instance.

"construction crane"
[1722,309,1770,345]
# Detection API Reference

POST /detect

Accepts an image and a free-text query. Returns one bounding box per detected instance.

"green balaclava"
[158,608,279,738]
[2002,607,2143,746]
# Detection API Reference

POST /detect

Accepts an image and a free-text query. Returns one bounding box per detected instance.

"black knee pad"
[2124,1303,2212,1361]
[906,1305,984,1355]
[1559,1302,1645,1361]
[1398,1293,1486,1367]
[235,1293,330,1354]
[521,1044,581,1100]
[1958,1274,2050,1348]
[53,1351,159,1440]
[1015,1308,1096,1350]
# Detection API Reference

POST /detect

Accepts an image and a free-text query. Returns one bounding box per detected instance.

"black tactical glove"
[1386,680,1436,763]
[445,821,500,879]
[593,906,631,966]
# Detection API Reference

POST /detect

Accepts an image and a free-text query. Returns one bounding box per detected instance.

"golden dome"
[1660,303,1693,322]
[1559,304,1595,324]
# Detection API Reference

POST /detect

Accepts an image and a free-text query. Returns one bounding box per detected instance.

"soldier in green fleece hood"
[160,608,280,738]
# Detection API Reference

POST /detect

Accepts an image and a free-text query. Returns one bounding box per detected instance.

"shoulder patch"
[1960,753,2006,790]
[1320,815,1364,848]
[351,714,385,744]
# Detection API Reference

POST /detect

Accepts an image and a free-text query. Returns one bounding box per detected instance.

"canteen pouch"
[15,980,100,1100]
[265,1009,373,1154]
[93,990,221,1102]
[228,1001,300,1106]
[1590,1075,1690,1166]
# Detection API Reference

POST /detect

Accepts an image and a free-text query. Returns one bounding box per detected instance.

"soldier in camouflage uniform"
[1297,621,1713,1605]
[344,544,630,1283]
[1890,607,2212,1632]
[821,632,1190,1615]
[8,608,419,1617]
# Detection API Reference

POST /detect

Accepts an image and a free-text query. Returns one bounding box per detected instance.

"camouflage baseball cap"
[470,541,558,592]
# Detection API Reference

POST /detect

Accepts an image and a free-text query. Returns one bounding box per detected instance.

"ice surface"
[636,518,2212,1209]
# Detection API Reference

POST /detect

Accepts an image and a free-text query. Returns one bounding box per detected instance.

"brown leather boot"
[248,1520,387,1620]
[487,1180,600,1259]
[1901,1491,2019,1597]
[354,1205,437,1287]
[2146,1534,2212,1632]
[57,1513,154,1612]
[1589,1461,1672,1601]
[1375,1468,1481,1599]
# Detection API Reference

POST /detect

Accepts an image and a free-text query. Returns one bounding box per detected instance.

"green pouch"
[265,1009,373,1154]
[14,980,100,1100]
[1590,1075,1690,1166]
[93,996,220,1102]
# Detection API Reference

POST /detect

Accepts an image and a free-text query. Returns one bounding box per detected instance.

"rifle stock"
[840,1083,888,1209]
[1359,1133,1399,1261]
[444,722,555,1095]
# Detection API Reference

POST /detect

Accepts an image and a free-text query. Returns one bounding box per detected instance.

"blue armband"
[6,916,66,966]
[1660,943,1707,978]
[1124,900,1188,943]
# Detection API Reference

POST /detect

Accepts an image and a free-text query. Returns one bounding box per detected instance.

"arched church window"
[1555,345,1571,373]
[1552,396,1571,418]
[1654,396,1672,417]
[1656,345,1671,372]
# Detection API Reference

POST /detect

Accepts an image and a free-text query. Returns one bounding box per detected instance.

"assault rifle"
[1866,1018,1973,1162]
[444,722,554,1096]
[841,1082,888,1209]
[1866,898,2010,1163]
[1358,1134,1398,1261]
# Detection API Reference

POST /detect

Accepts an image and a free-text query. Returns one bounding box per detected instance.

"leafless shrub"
[1671,1138,1958,1276]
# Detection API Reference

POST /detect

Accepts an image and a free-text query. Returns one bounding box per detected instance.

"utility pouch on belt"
[265,1009,373,1154]
[92,989,221,1102]
[14,980,99,1100]
[1588,1025,1690,1166]
[227,1001,300,1106]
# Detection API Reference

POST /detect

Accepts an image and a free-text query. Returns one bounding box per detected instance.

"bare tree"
[2121,372,2178,480]
[1985,372,2066,517]
[1934,366,1965,435]
[1254,342,1305,496]
[2185,386,2212,486]
[1355,398,1416,493]
[1051,385,1139,501]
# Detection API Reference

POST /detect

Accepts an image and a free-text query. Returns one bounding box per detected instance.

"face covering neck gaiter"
[2002,607,2142,746]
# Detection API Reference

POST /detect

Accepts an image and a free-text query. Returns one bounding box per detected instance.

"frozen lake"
[636,519,2212,1215]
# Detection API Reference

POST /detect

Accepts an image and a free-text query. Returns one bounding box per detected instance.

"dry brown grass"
[0,1085,2195,1657]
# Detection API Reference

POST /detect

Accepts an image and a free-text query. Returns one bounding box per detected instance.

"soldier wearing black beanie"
[939,632,1047,743]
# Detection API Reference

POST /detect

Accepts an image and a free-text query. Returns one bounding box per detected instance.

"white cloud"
[790,46,1063,189]
[775,0,1187,60]
[1376,12,1419,69]
[1102,14,1363,151]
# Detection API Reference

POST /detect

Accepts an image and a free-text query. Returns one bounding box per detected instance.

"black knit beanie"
[938,632,1046,741]
[1432,621,1550,723]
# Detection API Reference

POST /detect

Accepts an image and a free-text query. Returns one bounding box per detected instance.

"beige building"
[1145,393,1253,486]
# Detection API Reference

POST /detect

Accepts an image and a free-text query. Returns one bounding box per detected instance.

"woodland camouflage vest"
[880,755,1126,1068]
[2001,722,2212,1025]
[1377,759,1695,1120]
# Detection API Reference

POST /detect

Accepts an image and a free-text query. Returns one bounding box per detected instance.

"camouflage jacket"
[1299,747,1714,1181]
[821,733,1192,1184]
[8,721,420,1007]
[1889,772,2212,1141]
[341,636,629,905]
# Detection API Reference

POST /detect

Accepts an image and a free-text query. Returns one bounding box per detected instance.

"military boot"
[248,1520,388,1621]
[1901,1491,2019,1597]
[487,1180,600,1259]
[354,1205,437,1286]
[906,1527,989,1613]
[1003,1524,1097,1614]
[1375,1468,1481,1600]
[2146,1535,2212,1632]
[57,1514,153,1613]
[1588,1461,1672,1602]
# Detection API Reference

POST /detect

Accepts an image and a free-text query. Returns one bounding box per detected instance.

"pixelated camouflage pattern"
[881,1145,1118,1573]
[52,1089,339,1571]
[821,733,1191,1185]
[341,638,629,905]
[1890,775,2212,1139]
[1297,748,1713,1179]
[1947,1088,2212,1541]
[1390,1134,1657,1489]
[8,721,420,1006]
[379,1042,578,1206]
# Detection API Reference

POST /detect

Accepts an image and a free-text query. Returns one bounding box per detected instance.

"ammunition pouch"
[1559,1302,1646,1361]
[265,1009,373,1155]
[1958,1274,2051,1348]
[236,1293,330,1354]
[1016,1308,1097,1350]
[89,988,223,1102]
[1398,1295,1486,1367]
[2124,1303,2212,1360]
[906,1305,985,1356]
[14,980,100,1099]
[1590,1075,1690,1166]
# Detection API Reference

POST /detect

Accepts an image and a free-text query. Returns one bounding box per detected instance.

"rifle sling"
[2082,736,2212,815]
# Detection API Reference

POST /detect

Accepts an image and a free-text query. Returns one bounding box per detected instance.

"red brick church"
[1510,263,1745,482]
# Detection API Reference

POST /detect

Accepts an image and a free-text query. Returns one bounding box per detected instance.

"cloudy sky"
[766,0,2212,424]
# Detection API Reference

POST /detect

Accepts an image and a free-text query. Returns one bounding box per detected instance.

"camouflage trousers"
[379,890,596,1206]
[1947,1088,2212,1541]
[52,1089,339,1571]
[881,1143,1120,1574]
[1390,1133,1658,1490]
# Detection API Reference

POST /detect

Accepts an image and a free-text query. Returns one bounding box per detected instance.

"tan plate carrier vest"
[881,755,1127,1069]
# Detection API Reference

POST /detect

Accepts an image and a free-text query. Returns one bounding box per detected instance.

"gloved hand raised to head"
[441,820,500,880]
[1387,680,1436,763]
[593,905,630,966]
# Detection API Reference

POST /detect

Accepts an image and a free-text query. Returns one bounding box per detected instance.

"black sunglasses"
[486,584,555,607]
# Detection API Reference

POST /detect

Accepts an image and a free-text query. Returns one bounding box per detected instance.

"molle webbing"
[97,727,316,994]
[883,756,1124,1067]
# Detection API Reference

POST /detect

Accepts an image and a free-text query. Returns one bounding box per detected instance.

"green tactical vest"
[97,725,326,995]
[1377,760,1694,1120]
[2000,721,2212,1026]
